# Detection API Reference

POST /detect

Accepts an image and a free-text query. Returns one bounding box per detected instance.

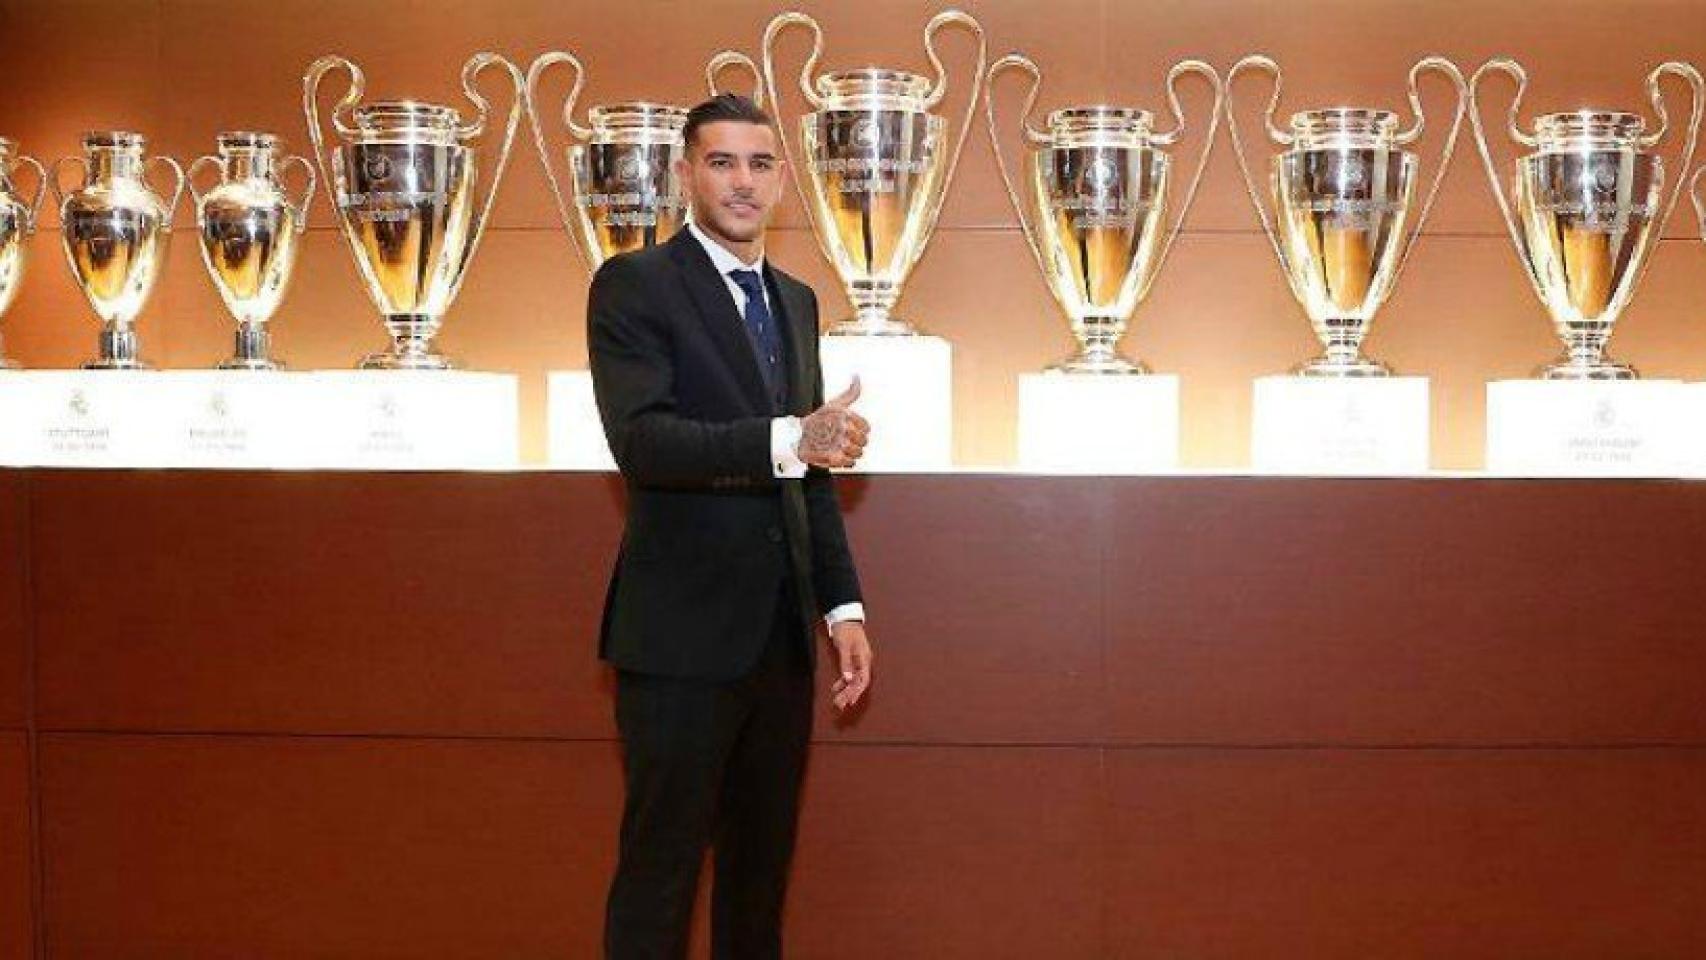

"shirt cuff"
[825,602,865,628]
[771,416,807,478]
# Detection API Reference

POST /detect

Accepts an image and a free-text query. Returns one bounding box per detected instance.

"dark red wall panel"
[0,472,26,731]
[1101,478,1706,744]
[0,732,32,960]
[1103,747,1706,959]
[39,733,622,958]
[31,470,622,738]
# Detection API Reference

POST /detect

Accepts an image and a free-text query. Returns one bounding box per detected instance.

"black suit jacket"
[588,229,862,681]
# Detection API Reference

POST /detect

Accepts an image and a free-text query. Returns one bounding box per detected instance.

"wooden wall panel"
[787,744,1104,957]
[39,733,622,958]
[0,732,33,960]
[814,476,1106,744]
[1101,478,1706,745]
[0,473,25,731]
[1103,748,1706,959]
[30,470,623,737]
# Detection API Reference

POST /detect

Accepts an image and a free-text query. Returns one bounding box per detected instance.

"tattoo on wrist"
[800,409,847,460]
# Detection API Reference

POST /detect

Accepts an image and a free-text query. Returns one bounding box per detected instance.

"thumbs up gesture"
[797,375,870,469]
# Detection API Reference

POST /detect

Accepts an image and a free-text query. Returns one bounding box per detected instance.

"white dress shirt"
[687,222,866,629]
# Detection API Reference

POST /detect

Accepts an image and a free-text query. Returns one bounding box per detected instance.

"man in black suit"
[588,93,874,959]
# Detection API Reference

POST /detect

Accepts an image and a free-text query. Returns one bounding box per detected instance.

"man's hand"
[798,376,869,469]
[828,619,872,711]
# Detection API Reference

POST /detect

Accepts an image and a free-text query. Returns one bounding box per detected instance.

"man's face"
[677,120,785,245]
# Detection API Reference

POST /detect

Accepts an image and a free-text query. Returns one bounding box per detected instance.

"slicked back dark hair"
[683,93,776,151]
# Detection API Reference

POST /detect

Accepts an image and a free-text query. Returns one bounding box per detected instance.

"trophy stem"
[219,325,282,371]
[83,325,151,370]
[1294,333,1392,378]
[1048,315,1148,375]
[826,304,917,337]
[1539,341,1637,380]
[826,281,917,336]
[360,314,456,370]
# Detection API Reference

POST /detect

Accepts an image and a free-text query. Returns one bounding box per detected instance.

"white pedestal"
[546,370,616,470]
[1487,379,1683,477]
[819,336,952,472]
[308,370,519,470]
[1251,376,1430,475]
[1017,373,1178,473]
[0,371,170,468]
[1682,384,1706,477]
[152,371,320,469]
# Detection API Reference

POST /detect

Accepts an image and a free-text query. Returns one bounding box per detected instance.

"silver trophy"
[1227,55,1467,376]
[525,49,762,269]
[985,54,1222,373]
[1472,58,1703,379]
[0,138,47,369]
[304,53,524,369]
[763,9,986,335]
[50,131,186,370]
[187,132,316,370]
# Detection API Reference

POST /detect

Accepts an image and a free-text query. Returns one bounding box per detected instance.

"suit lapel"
[767,265,813,416]
[668,231,771,411]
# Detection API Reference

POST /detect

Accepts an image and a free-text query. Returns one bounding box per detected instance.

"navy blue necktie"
[728,268,784,404]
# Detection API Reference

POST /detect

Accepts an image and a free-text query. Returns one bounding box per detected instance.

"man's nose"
[730,162,755,190]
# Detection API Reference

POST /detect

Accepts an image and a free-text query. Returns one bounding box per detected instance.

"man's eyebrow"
[701,150,778,162]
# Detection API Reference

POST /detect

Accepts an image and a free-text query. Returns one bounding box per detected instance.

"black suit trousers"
[604,578,814,960]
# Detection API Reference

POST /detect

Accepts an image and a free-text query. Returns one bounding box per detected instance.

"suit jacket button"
[766,526,784,543]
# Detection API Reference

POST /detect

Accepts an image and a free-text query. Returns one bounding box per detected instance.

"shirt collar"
[688,220,766,279]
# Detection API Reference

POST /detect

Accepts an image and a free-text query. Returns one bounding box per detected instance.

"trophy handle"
[185,155,222,227]
[1147,59,1224,281]
[47,156,87,218]
[707,50,764,107]
[6,155,47,235]
[982,53,1051,284]
[1691,163,1706,241]
[914,8,987,259]
[525,50,595,272]
[1639,61,1705,233]
[1225,54,1293,273]
[455,52,526,285]
[143,156,187,228]
[302,54,365,233]
[762,11,826,111]
[1390,56,1469,284]
[1468,58,1539,278]
[762,11,831,261]
[281,154,317,230]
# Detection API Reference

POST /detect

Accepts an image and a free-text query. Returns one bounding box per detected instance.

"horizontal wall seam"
[31,728,1706,752]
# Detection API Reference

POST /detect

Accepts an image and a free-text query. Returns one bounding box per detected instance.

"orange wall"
[5,0,1706,470]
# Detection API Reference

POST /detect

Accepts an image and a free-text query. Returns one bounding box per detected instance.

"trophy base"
[359,351,459,371]
[218,357,285,372]
[81,358,154,371]
[1538,358,1638,381]
[1294,356,1392,378]
[825,316,918,337]
[1046,354,1150,376]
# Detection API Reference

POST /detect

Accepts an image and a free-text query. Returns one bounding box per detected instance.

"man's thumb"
[830,375,862,408]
